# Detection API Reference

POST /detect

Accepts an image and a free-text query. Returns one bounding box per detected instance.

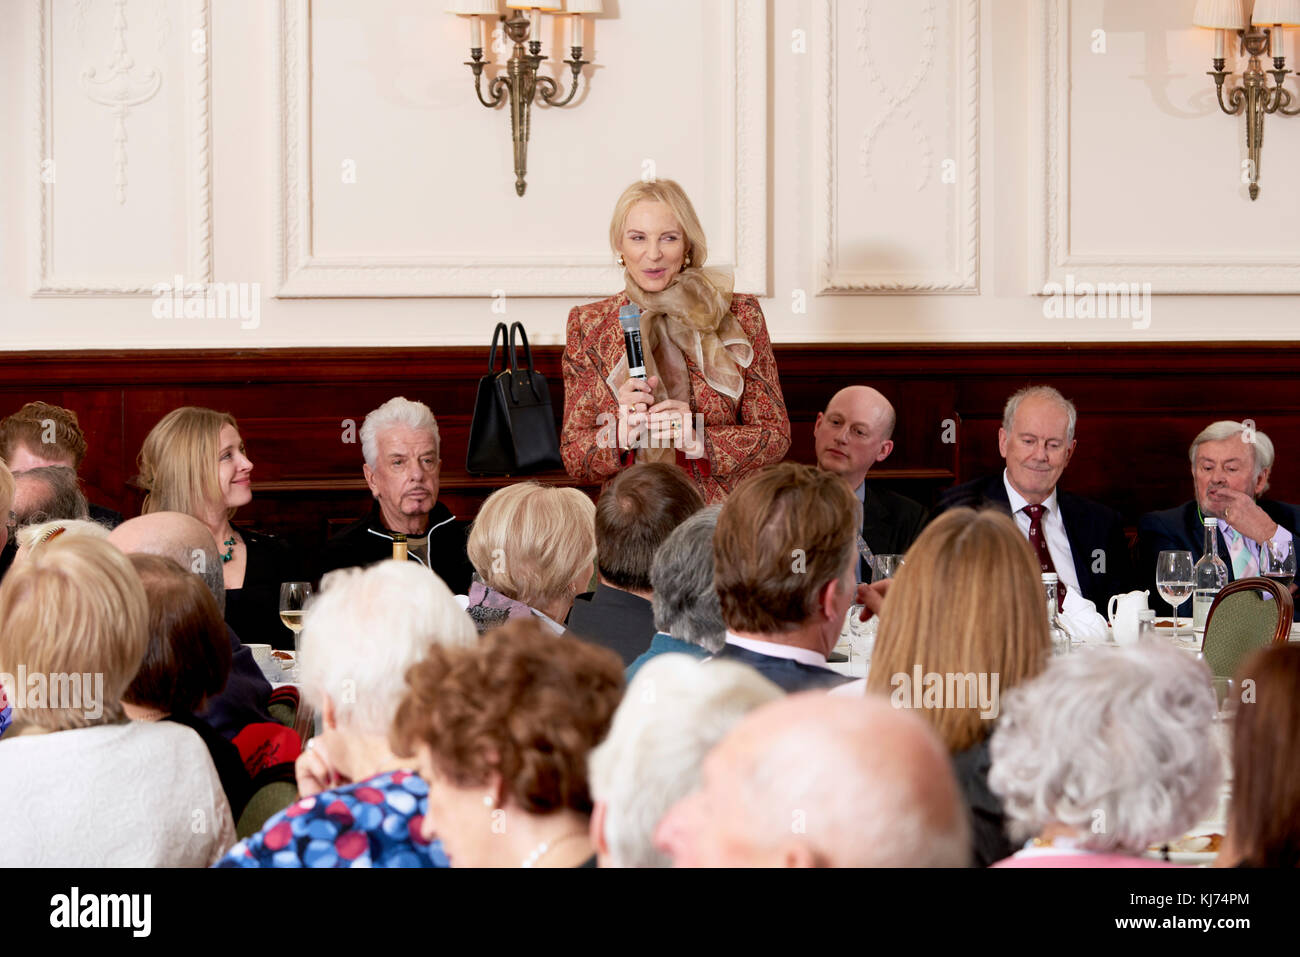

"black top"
[316,501,474,597]
[1137,498,1300,620]
[196,623,274,740]
[88,502,123,529]
[163,710,254,819]
[951,735,1015,868]
[567,582,657,666]
[933,472,1135,608]
[710,643,852,693]
[860,483,928,575]
[225,523,303,652]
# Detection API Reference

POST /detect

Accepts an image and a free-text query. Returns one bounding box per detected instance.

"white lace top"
[0,721,237,867]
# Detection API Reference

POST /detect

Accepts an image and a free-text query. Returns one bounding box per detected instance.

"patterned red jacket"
[560,291,791,504]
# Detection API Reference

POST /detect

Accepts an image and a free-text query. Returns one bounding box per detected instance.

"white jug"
[1107,590,1150,645]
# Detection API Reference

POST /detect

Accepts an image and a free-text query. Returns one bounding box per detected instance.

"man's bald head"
[656,693,970,867]
[108,512,225,614]
[813,386,898,491]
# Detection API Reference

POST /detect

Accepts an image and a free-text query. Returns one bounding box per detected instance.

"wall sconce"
[1194,0,1300,200]
[448,0,602,196]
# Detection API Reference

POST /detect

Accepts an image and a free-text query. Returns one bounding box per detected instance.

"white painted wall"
[1,0,1297,350]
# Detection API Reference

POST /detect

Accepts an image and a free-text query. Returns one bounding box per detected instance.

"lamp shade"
[447,0,500,14]
[506,2,562,10]
[1252,0,1300,24]
[564,0,605,12]
[1193,0,1248,28]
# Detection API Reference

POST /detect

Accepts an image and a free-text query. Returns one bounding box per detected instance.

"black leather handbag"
[465,321,564,476]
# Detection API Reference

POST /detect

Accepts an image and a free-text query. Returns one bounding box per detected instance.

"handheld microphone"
[618,303,646,379]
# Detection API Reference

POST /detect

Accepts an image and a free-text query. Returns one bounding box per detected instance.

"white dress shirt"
[1003,470,1081,598]
[722,631,834,669]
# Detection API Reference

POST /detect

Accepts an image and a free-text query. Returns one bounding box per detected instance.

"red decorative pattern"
[560,291,791,503]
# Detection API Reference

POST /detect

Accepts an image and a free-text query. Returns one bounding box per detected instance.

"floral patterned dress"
[214,769,448,868]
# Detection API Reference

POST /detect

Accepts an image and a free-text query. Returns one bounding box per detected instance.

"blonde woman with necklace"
[137,406,300,650]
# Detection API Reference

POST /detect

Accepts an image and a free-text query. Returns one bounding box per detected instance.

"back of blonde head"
[0,536,148,730]
[467,482,596,607]
[866,508,1049,752]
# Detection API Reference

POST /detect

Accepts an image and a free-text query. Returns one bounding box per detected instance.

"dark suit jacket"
[196,624,274,741]
[567,582,657,666]
[861,484,928,559]
[934,473,1135,608]
[1137,498,1300,621]
[711,643,852,693]
[316,501,474,597]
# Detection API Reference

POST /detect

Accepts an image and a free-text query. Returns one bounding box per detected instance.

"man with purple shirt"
[1139,420,1300,620]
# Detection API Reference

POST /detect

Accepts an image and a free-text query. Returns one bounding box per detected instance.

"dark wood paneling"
[2,343,1298,548]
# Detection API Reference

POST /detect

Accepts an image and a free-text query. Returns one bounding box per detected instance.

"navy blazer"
[567,582,657,667]
[711,643,852,693]
[933,473,1135,608]
[1137,498,1300,621]
[196,624,274,740]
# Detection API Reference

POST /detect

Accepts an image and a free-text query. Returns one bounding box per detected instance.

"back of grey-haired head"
[650,506,725,653]
[359,397,440,469]
[1002,385,1077,443]
[988,642,1220,854]
[1189,420,1274,489]
[140,535,225,615]
[13,465,89,525]
[588,655,783,868]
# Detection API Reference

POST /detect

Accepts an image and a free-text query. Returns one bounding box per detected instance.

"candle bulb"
[1215,27,1225,58]
[472,15,483,50]
[570,13,582,49]
[530,7,540,40]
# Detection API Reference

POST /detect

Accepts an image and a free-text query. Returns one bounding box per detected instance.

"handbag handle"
[487,322,509,374]
[507,322,543,402]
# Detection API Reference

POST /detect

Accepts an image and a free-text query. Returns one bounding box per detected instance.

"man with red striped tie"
[933,385,1134,612]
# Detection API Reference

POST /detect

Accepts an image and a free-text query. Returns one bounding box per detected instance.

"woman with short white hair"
[216,559,477,868]
[462,481,597,634]
[988,642,1221,867]
[588,654,782,867]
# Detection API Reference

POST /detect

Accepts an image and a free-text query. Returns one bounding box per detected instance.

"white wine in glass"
[278,581,313,658]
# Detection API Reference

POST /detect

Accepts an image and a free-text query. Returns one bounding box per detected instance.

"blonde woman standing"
[560,179,790,505]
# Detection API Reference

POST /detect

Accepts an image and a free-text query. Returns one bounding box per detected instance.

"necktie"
[856,532,876,585]
[1023,504,1064,612]
[1221,525,1257,580]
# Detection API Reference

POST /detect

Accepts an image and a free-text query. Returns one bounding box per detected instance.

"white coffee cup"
[246,643,273,666]
[1107,590,1150,646]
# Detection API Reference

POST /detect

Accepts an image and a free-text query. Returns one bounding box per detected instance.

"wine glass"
[872,554,905,581]
[1260,538,1296,590]
[1211,677,1238,722]
[1156,551,1194,640]
[279,581,313,665]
